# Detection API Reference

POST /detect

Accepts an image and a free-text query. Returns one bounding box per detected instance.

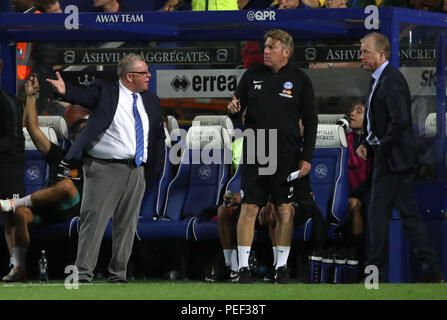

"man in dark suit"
[356,32,443,283]
[47,54,165,283]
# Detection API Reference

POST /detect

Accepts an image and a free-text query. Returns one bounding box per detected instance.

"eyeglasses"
[129,71,151,77]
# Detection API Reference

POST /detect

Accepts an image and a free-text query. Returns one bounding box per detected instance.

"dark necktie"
[366,77,376,109]
[132,93,144,167]
[366,77,379,145]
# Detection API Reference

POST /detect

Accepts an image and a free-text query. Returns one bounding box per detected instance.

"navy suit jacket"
[64,79,165,187]
[361,63,418,173]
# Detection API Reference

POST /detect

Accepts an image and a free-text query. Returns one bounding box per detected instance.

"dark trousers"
[367,154,440,275]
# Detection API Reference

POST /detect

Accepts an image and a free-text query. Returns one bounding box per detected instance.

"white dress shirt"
[366,60,389,146]
[86,81,149,162]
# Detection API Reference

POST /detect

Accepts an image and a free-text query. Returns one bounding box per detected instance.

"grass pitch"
[0,280,446,300]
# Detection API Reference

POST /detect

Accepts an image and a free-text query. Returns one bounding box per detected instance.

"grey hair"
[117,54,145,78]
[360,32,391,60]
[264,29,294,58]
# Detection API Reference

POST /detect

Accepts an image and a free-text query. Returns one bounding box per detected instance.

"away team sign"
[56,48,236,65]
[157,69,247,98]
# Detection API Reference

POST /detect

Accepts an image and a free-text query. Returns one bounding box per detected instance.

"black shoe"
[108,278,128,284]
[274,266,291,284]
[263,267,276,283]
[237,267,255,284]
[424,271,445,283]
[205,266,238,283]
[78,279,91,284]
[248,250,257,278]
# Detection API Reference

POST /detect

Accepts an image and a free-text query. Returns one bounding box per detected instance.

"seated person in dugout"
[204,189,276,283]
[259,174,327,283]
[0,76,86,282]
[206,172,326,283]
[204,189,242,283]
[203,136,243,283]
[342,101,372,263]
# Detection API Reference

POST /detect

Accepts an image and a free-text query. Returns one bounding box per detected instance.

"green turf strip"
[0,280,446,300]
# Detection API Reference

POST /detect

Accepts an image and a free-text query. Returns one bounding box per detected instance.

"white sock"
[230,249,238,272]
[237,246,251,271]
[275,245,290,269]
[10,257,16,267]
[12,247,27,268]
[223,249,232,267]
[14,195,33,208]
[272,246,278,266]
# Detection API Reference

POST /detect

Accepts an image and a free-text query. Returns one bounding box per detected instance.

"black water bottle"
[333,251,346,284]
[343,249,359,284]
[39,250,48,282]
[321,249,335,284]
[308,250,322,284]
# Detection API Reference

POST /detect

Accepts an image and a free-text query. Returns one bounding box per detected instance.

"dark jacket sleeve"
[0,91,23,153]
[154,121,166,177]
[64,81,102,110]
[145,94,167,188]
[360,107,369,147]
[360,97,374,154]
[230,69,251,121]
[377,74,412,158]
[300,72,318,163]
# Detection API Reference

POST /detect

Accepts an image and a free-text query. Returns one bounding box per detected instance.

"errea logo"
[171,76,191,92]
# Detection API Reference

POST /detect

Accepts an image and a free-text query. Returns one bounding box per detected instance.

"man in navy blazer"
[47,54,165,283]
[356,32,443,283]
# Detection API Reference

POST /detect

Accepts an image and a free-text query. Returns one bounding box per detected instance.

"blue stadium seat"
[191,160,242,241]
[23,127,57,196]
[167,115,180,135]
[23,127,79,240]
[159,125,232,239]
[177,116,235,241]
[166,115,181,146]
[37,116,70,150]
[293,124,349,241]
[134,127,181,239]
[317,114,348,126]
[192,115,235,137]
[29,216,80,240]
[423,112,446,138]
